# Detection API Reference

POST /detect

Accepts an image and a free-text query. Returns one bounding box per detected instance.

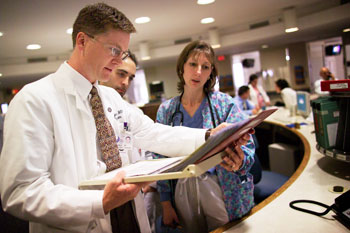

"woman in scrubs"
[153,41,255,233]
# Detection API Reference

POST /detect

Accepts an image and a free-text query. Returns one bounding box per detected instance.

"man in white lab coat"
[0,3,251,233]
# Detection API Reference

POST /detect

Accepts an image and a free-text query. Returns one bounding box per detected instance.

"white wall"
[288,42,310,90]
[259,43,310,92]
[346,44,350,78]
[260,47,288,92]
[307,37,345,93]
[231,51,261,94]
[325,38,345,80]
[307,40,324,92]
[126,69,149,105]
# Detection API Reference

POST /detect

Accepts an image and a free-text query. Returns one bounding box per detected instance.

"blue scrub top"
[180,99,216,174]
[179,99,205,128]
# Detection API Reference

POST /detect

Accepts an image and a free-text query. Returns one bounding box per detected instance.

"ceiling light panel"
[26,44,41,50]
[197,0,215,5]
[135,17,151,24]
[201,17,215,24]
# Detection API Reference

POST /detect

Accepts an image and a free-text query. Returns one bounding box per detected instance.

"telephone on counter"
[333,189,350,228]
[290,189,350,229]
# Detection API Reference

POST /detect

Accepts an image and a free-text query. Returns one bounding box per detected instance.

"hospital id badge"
[117,132,133,166]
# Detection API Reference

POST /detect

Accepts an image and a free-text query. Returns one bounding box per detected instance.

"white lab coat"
[281,87,297,110]
[0,62,205,233]
[248,84,270,107]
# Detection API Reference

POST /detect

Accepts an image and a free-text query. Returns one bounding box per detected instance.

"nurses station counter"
[213,107,350,233]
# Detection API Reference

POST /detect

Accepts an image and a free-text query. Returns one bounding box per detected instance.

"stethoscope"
[171,92,219,128]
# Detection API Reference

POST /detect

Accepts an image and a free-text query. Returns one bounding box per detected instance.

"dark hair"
[238,85,250,96]
[275,79,290,90]
[72,3,136,47]
[127,50,138,67]
[249,74,258,84]
[176,40,218,94]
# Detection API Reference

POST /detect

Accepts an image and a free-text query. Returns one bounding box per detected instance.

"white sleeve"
[127,105,206,157]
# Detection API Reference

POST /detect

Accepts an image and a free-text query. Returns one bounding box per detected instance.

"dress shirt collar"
[63,61,96,100]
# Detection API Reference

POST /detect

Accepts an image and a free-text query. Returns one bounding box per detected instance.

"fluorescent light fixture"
[0,73,2,77]
[0,32,3,37]
[283,7,299,33]
[285,48,290,61]
[66,28,73,34]
[211,44,221,49]
[262,44,269,49]
[135,17,151,24]
[285,27,299,33]
[197,0,215,5]
[201,17,215,24]
[26,44,41,50]
[343,28,350,33]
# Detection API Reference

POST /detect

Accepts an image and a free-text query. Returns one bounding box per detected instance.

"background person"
[234,85,259,116]
[0,4,251,233]
[248,74,270,109]
[101,50,137,98]
[314,67,335,96]
[275,79,297,115]
[153,41,255,233]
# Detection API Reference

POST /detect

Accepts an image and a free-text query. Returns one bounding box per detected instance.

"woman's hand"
[161,201,180,228]
[220,144,245,172]
[212,124,253,172]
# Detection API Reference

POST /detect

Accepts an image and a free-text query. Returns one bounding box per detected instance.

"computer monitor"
[149,81,164,95]
[296,91,311,117]
[149,81,164,102]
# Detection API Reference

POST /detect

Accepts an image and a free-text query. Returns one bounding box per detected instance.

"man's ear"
[75,32,87,51]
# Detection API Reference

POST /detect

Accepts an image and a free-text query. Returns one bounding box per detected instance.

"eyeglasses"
[85,33,129,60]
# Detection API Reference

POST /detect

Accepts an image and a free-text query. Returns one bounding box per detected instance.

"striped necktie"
[90,86,122,172]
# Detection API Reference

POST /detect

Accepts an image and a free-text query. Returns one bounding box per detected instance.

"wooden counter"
[212,108,350,233]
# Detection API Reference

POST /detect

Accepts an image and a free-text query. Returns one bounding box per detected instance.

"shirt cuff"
[195,129,207,149]
[91,190,105,219]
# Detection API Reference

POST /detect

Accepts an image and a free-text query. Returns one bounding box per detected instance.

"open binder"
[79,108,277,189]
